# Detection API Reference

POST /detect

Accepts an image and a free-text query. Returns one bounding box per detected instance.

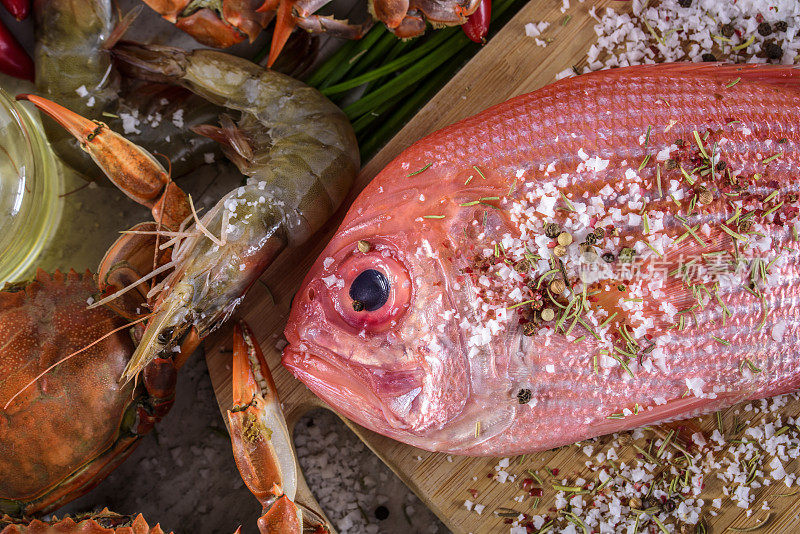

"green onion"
[407,162,432,177]
[725,77,741,88]
[732,34,756,51]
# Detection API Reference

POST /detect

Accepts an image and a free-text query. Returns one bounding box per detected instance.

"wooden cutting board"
[206,1,800,532]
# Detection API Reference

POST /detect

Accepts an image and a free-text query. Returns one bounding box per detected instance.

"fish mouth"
[282,343,427,438]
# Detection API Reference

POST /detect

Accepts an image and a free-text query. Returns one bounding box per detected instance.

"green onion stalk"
[290,0,526,160]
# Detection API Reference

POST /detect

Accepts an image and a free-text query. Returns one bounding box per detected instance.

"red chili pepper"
[1,0,29,20]
[461,0,491,44]
[0,19,34,81]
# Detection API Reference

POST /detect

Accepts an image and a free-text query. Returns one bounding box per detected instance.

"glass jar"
[0,87,62,284]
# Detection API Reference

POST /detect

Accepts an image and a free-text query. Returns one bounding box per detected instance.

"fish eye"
[350,269,390,312]
[322,241,412,331]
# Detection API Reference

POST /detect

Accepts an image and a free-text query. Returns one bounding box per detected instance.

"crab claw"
[229,320,325,534]
[265,0,296,68]
[16,94,191,231]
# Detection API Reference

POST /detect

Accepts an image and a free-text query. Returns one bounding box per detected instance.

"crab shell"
[0,509,169,533]
[369,0,481,37]
[0,271,176,517]
[140,0,274,47]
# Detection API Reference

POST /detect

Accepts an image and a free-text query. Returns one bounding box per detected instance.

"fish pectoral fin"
[436,400,515,451]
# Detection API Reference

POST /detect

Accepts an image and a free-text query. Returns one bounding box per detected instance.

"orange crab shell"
[0,270,174,517]
[140,0,274,47]
[0,509,170,533]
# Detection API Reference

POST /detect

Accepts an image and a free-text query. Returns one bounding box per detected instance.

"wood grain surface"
[206,0,800,532]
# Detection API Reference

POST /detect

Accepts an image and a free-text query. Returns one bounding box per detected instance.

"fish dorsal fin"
[576,63,800,94]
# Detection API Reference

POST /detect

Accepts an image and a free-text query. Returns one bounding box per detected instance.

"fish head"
[283,181,473,448]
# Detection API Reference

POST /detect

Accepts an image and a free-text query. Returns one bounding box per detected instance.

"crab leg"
[18,94,191,230]
[260,0,370,68]
[228,321,327,534]
[17,95,194,304]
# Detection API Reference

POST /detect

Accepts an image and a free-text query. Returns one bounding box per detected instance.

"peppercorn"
[764,42,783,60]
[701,53,717,62]
[774,21,788,32]
[674,138,685,147]
[553,244,567,257]
[720,23,735,38]
[540,308,555,322]
[522,322,537,336]
[593,226,606,240]
[677,0,691,6]
[618,247,635,263]
[514,259,530,273]
[584,232,597,245]
[602,252,615,263]
[666,158,678,170]
[698,190,713,205]
[517,388,533,404]
[715,160,727,171]
[549,279,566,294]
[663,499,676,513]
[629,497,642,510]
[557,231,573,246]
[357,240,371,253]
[757,22,772,36]
[545,222,561,238]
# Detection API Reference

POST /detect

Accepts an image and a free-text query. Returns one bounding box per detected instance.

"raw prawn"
[50,42,361,382]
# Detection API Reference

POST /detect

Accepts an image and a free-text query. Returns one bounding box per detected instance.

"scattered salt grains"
[529,0,800,82]
[295,411,446,533]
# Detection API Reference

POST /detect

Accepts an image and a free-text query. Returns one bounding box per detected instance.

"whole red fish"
[284,64,800,455]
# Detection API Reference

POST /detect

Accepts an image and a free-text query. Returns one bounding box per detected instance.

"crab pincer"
[16,94,191,231]
[16,94,200,329]
[228,321,327,533]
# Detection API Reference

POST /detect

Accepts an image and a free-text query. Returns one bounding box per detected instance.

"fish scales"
[284,64,800,455]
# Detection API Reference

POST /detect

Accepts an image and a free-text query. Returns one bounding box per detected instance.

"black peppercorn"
[721,23,735,38]
[545,222,561,239]
[602,252,615,263]
[774,21,788,32]
[715,160,727,171]
[764,41,783,60]
[757,22,772,36]
[701,53,717,62]
[517,388,533,404]
[593,226,606,240]
[677,0,691,6]
[522,322,537,336]
[584,232,597,245]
